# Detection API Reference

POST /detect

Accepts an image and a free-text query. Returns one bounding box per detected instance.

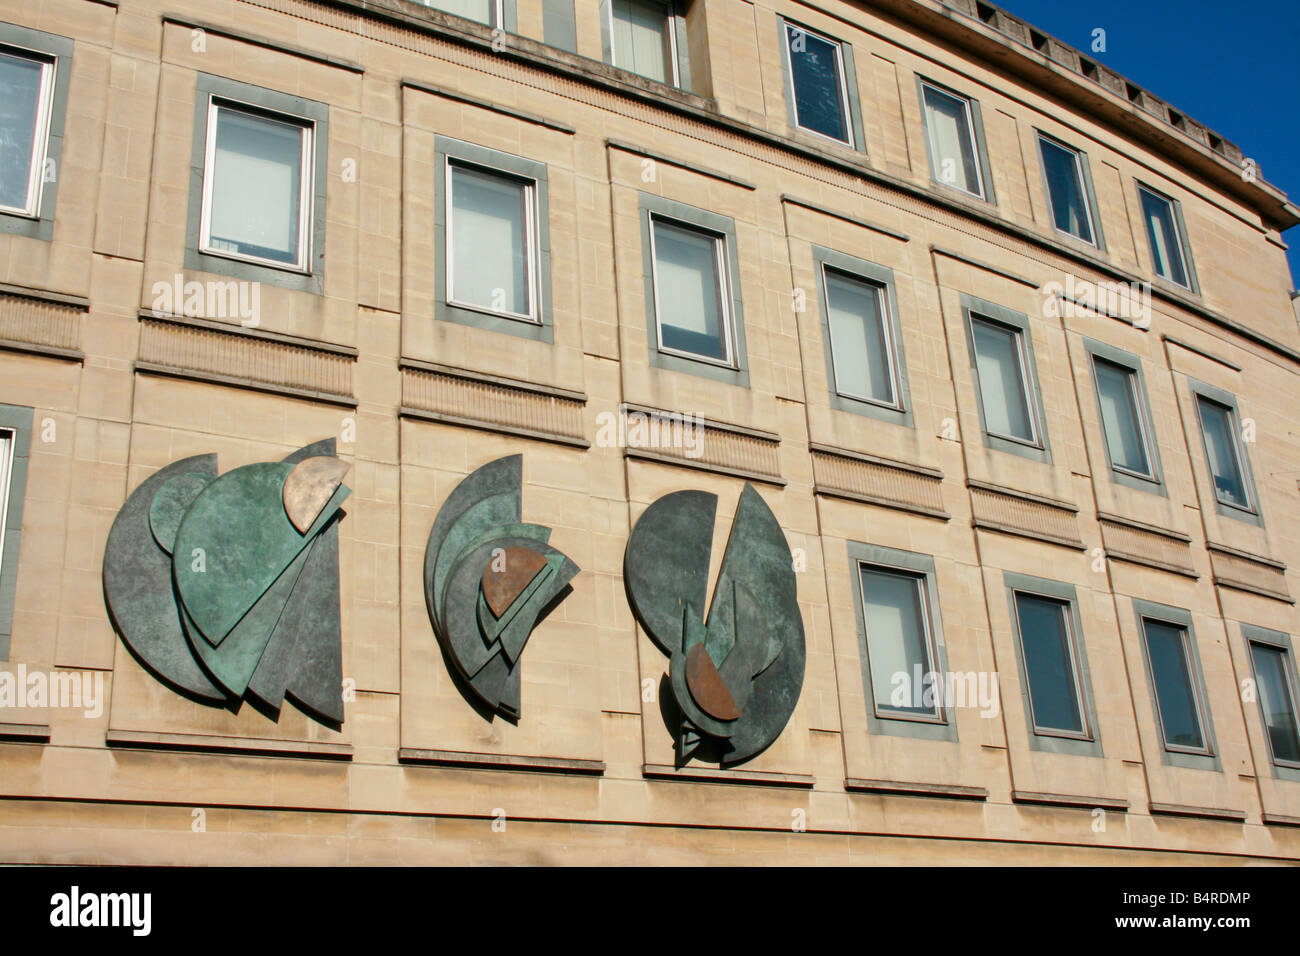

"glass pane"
[612,0,672,84]
[427,0,494,25]
[825,269,894,405]
[208,107,304,264]
[653,219,727,362]
[1094,358,1151,476]
[1140,189,1188,287]
[1016,593,1085,734]
[785,25,849,144]
[1251,643,1300,764]
[0,52,47,212]
[1039,138,1094,244]
[923,85,981,196]
[972,318,1034,442]
[449,165,531,316]
[1144,621,1205,751]
[0,431,10,581]
[860,568,934,716]
[1197,397,1249,508]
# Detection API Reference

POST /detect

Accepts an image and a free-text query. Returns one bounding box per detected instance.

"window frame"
[1035,131,1105,251]
[648,213,734,367]
[600,0,690,90]
[1133,600,1219,770]
[1135,182,1199,294]
[0,24,72,241]
[197,96,316,274]
[1083,337,1164,494]
[1004,572,1102,757]
[0,404,34,661]
[961,294,1051,464]
[1188,378,1261,525]
[1242,624,1300,777]
[812,246,911,427]
[916,76,995,204]
[778,17,863,151]
[848,542,956,742]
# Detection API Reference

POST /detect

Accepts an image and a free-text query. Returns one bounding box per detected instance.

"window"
[971,317,1036,442]
[1037,134,1098,246]
[824,268,896,407]
[1142,618,1209,754]
[608,0,678,85]
[0,430,11,583]
[446,161,538,323]
[0,403,33,661]
[1247,632,1300,768]
[919,80,989,200]
[858,566,940,721]
[1138,184,1195,291]
[781,20,857,147]
[1195,393,1252,512]
[1092,356,1155,481]
[0,47,55,217]
[649,216,732,365]
[424,0,506,27]
[1013,590,1089,739]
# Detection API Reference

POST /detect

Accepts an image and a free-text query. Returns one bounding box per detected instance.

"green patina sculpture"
[103,439,349,726]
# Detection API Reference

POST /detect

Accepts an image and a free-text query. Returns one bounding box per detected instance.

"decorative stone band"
[1098,513,1198,578]
[1207,543,1292,604]
[0,283,86,361]
[400,358,589,448]
[810,443,947,519]
[620,403,783,486]
[137,313,357,406]
[968,480,1084,550]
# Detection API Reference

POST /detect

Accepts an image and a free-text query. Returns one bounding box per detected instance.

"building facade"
[1,0,1299,864]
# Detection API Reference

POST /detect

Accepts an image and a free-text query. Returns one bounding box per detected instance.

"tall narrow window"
[1093,357,1154,479]
[200,100,314,271]
[610,0,677,85]
[1196,395,1251,510]
[0,47,56,217]
[1142,619,1208,753]
[1014,592,1087,737]
[782,22,853,146]
[1249,641,1300,766]
[823,266,897,407]
[971,315,1037,445]
[1138,185,1191,289]
[859,566,939,720]
[0,430,11,583]
[446,161,537,322]
[425,0,502,26]
[920,81,984,198]
[649,215,733,365]
[1038,135,1096,245]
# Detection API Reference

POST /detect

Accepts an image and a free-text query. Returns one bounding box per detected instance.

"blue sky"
[996,0,1300,287]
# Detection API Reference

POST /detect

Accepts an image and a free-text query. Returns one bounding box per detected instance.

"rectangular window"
[199,100,314,271]
[0,430,11,583]
[920,81,984,199]
[446,161,538,322]
[858,565,940,720]
[1249,641,1300,766]
[1138,185,1191,289]
[1142,619,1209,754]
[823,266,897,407]
[782,22,853,146]
[971,315,1037,445]
[1093,356,1154,479]
[649,215,733,366]
[1014,592,1088,737]
[425,0,502,26]
[0,47,56,217]
[1196,395,1251,511]
[1038,134,1096,245]
[610,0,677,85]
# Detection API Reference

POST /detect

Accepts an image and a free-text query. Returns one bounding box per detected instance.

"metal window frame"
[0,45,57,219]
[1136,181,1198,294]
[198,95,316,274]
[1140,616,1212,757]
[820,263,901,410]
[1036,131,1099,248]
[444,158,542,325]
[970,313,1040,448]
[1194,392,1254,515]
[918,78,985,201]
[648,212,736,368]
[856,562,944,723]
[1090,355,1157,482]
[1012,589,1092,741]
[606,0,681,87]
[780,19,855,149]
[1244,627,1300,772]
[0,430,11,584]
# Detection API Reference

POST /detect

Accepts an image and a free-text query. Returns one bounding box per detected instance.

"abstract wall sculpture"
[625,485,805,767]
[103,439,349,726]
[424,456,579,721]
